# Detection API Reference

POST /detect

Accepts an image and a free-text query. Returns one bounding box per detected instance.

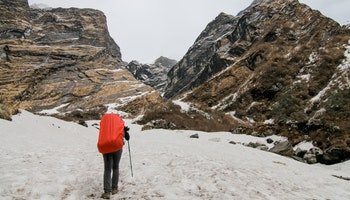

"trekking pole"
[127,140,134,177]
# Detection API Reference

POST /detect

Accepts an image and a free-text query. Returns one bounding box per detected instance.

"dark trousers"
[103,149,123,192]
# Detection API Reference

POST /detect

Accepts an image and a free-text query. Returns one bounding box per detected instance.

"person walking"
[97,113,130,199]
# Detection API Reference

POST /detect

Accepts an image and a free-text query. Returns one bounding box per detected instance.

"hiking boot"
[100,192,111,199]
[112,188,118,195]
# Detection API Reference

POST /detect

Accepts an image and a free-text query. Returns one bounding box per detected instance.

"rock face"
[164,12,238,98]
[162,0,350,163]
[0,0,153,120]
[126,56,176,91]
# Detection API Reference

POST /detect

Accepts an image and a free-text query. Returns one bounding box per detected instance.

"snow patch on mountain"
[308,40,350,108]
[38,103,70,115]
[173,100,191,113]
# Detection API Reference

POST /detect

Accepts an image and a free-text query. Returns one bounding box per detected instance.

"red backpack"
[97,113,125,154]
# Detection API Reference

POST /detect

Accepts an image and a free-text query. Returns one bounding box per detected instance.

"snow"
[173,100,191,113]
[263,119,275,125]
[246,117,255,124]
[141,74,149,80]
[38,103,70,115]
[212,92,238,110]
[105,103,128,117]
[1,111,350,199]
[307,52,318,65]
[292,52,316,85]
[309,85,330,104]
[227,111,246,124]
[338,41,350,71]
[309,108,326,122]
[172,99,211,119]
[308,40,350,106]
[293,141,315,151]
[30,3,52,10]
[93,68,124,73]
[297,74,311,82]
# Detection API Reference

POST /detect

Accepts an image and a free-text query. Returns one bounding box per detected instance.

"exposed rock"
[292,156,305,163]
[137,100,238,132]
[246,142,264,148]
[154,56,177,69]
[0,0,153,120]
[190,134,199,139]
[304,154,317,164]
[229,141,236,145]
[78,120,88,127]
[120,92,164,118]
[256,145,269,151]
[294,147,307,158]
[126,57,176,91]
[164,12,238,98]
[320,147,350,165]
[266,138,274,144]
[142,119,177,131]
[269,141,294,157]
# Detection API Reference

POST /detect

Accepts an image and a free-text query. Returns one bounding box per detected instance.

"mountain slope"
[1,111,349,199]
[161,0,350,164]
[0,0,153,121]
[164,12,238,98]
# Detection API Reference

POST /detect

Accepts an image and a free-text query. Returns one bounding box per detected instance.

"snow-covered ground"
[1,111,349,199]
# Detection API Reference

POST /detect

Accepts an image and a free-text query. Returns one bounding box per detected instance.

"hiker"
[97,113,130,199]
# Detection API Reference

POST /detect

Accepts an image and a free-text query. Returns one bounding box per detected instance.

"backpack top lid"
[97,113,125,154]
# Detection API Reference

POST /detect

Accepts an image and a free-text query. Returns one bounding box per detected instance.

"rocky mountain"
[0,0,153,121]
[150,0,350,164]
[164,12,238,98]
[126,56,176,91]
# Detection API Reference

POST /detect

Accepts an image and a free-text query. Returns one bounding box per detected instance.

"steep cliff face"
[161,0,350,164]
[126,56,177,91]
[0,0,152,120]
[164,13,238,98]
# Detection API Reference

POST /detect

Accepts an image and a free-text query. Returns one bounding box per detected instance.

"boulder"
[320,148,350,165]
[190,134,199,139]
[266,138,274,144]
[229,141,237,145]
[269,141,294,157]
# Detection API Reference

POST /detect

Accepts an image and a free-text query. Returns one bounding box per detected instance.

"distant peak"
[129,60,140,65]
[154,56,177,68]
[155,56,176,62]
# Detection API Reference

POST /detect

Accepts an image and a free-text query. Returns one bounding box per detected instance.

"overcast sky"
[28,0,350,63]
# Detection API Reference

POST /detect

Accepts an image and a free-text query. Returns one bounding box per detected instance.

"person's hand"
[124,126,130,141]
